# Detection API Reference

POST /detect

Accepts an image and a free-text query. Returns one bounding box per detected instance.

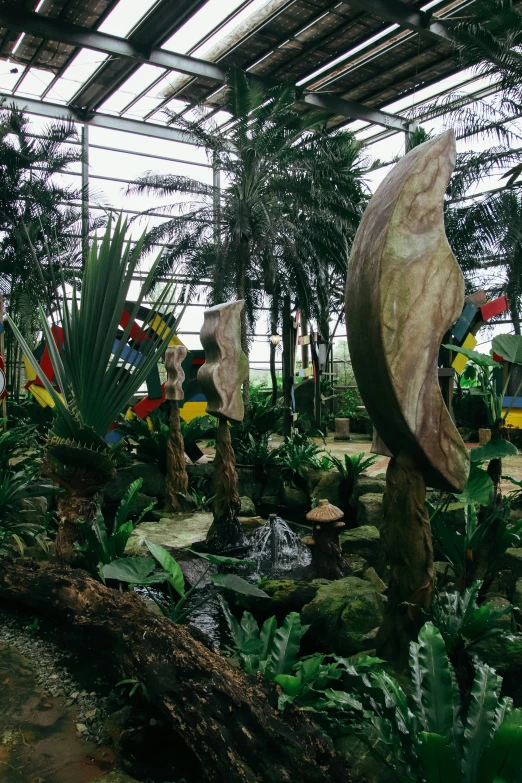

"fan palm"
[7,218,184,563]
[128,70,368,410]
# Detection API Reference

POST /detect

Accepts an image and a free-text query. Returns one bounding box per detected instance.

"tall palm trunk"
[236,236,250,416]
[55,494,98,564]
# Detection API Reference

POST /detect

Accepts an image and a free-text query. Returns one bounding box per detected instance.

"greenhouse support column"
[0,295,6,426]
[301,314,309,369]
[213,160,221,246]
[282,295,294,437]
[81,124,89,267]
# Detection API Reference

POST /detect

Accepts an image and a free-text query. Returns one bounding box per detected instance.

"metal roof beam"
[0,93,198,145]
[0,8,409,130]
[344,0,450,42]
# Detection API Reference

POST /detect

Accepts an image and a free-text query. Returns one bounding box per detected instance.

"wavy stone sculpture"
[198,301,248,551]
[164,346,189,512]
[345,130,470,660]
[346,130,469,494]
[198,301,249,422]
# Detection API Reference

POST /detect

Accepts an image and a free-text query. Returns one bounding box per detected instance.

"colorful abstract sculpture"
[164,345,189,512]
[346,130,470,659]
[198,301,249,551]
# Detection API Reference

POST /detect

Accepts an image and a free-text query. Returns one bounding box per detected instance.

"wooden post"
[282,295,293,437]
[164,346,189,512]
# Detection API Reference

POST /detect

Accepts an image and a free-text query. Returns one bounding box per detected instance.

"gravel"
[0,610,109,745]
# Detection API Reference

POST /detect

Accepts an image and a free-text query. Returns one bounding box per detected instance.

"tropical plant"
[274,430,325,486]
[443,345,504,426]
[0,467,51,556]
[7,218,185,564]
[345,622,522,783]
[76,478,155,571]
[327,452,379,511]
[128,70,368,408]
[0,103,103,395]
[100,545,268,624]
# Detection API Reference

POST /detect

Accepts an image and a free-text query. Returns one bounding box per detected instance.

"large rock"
[473,633,522,674]
[239,496,256,517]
[341,526,380,564]
[499,548,522,581]
[104,463,165,504]
[356,493,384,529]
[350,475,386,506]
[235,579,319,619]
[301,577,384,656]
[125,512,212,555]
[305,468,342,506]
[280,484,309,511]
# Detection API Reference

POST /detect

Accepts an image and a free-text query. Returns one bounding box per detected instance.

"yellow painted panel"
[452,333,477,375]
[503,408,522,428]
[125,407,136,420]
[148,315,185,347]
[180,401,207,423]
[22,355,37,382]
[27,384,64,408]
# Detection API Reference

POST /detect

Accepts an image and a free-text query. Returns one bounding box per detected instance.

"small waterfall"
[248,513,311,576]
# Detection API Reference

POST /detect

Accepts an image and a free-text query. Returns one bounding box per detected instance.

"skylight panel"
[15,67,54,98]
[100,64,166,113]
[98,0,159,37]
[162,0,252,56]
[0,61,26,92]
[123,95,169,119]
[45,50,109,103]
[296,24,400,87]
[191,0,279,59]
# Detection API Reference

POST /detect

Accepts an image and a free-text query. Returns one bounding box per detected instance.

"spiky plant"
[128,69,368,409]
[8,218,184,563]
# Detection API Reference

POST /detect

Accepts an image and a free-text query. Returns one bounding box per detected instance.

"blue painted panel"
[502,396,522,409]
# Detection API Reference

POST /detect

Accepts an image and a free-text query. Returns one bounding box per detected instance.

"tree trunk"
[54,494,98,565]
[206,418,245,552]
[376,452,434,663]
[236,238,250,417]
[0,559,355,783]
[164,401,189,512]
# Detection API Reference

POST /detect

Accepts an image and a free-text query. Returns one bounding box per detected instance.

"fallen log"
[0,559,355,783]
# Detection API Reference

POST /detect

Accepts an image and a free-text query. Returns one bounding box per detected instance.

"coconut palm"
[128,70,368,410]
[8,218,184,564]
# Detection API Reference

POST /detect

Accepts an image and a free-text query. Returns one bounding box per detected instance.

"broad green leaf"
[413,624,457,740]
[470,440,518,463]
[492,334,522,365]
[219,596,244,649]
[322,689,364,712]
[259,615,277,661]
[264,612,309,677]
[210,573,269,598]
[100,556,169,585]
[274,674,302,697]
[478,714,522,783]
[455,463,494,506]
[417,733,460,783]
[114,478,143,531]
[188,549,255,567]
[443,344,501,368]
[462,664,502,783]
[240,611,260,645]
[145,540,185,596]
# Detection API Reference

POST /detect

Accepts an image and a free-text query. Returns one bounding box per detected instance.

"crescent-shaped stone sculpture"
[346,129,469,493]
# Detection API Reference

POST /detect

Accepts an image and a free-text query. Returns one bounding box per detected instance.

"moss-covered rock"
[125,512,212,554]
[499,547,522,580]
[473,633,522,674]
[305,468,342,506]
[363,567,387,593]
[341,525,380,564]
[104,463,166,504]
[350,475,386,506]
[343,554,368,577]
[301,577,384,656]
[356,493,384,529]
[234,579,319,618]
[239,496,256,516]
[280,484,309,510]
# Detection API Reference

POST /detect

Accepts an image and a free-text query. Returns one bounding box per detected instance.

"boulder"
[356,493,384,529]
[125,463,166,498]
[498,548,522,581]
[305,468,342,507]
[133,492,157,519]
[125,512,212,555]
[363,567,387,594]
[341,526,380,564]
[233,579,319,620]
[433,561,456,590]
[350,475,386,506]
[280,484,309,511]
[473,633,522,674]
[343,554,368,577]
[239,496,256,517]
[482,595,514,630]
[236,466,258,500]
[301,577,385,656]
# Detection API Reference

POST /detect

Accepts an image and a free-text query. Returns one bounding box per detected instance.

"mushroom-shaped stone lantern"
[304,499,349,580]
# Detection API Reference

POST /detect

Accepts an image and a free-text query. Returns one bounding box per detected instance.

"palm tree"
[0,102,99,395]
[128,70,368,410]
[8,218,184,564]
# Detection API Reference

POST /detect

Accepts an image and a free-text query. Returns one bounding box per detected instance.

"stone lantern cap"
[306,499,344,523]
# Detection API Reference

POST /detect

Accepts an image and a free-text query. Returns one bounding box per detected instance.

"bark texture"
[165,401,189,512]
[206,418,245,551]
[0,559,354,783]
[308,523,349,581]
[376,452,434,662]
[54,494,98,565]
